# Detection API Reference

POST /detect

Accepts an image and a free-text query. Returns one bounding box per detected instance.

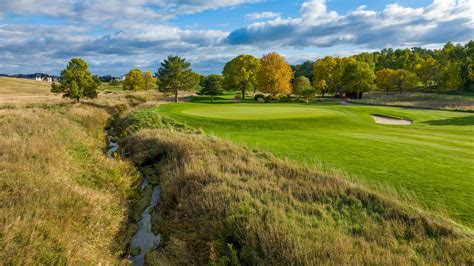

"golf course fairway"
[137,100,474,228]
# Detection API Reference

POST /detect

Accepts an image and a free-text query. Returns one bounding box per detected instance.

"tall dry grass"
[123,128,474,265]
[350,91,474,111]
[0,98,155,263]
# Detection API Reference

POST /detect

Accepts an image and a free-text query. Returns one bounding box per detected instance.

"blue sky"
[0,0,472,75]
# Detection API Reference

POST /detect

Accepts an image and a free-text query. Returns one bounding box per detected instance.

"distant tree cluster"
[52,40,472,102]
[292,40,474,96]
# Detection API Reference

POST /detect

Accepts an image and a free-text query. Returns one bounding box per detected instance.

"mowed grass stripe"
[154,101,474,227]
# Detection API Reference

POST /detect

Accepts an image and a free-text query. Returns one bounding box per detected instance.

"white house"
[33,73,53,82]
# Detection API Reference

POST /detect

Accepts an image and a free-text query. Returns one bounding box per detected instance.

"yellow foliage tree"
[123,69,145,91]
[256,52,293,96]
[375,68,395,94]
[143,71,158,90]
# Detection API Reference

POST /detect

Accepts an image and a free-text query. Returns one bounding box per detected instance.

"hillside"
[0,77,53,96]
[121,125,474,264]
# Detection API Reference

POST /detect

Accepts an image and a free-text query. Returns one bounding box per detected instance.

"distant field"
[350,91,474,111]
[150,99,474,228]
[0,77,53,95]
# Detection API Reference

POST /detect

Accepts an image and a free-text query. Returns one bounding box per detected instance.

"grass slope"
[122,127,474,265]
[140,99,474,227]
[0,88,164,264]
[0,77,53,95]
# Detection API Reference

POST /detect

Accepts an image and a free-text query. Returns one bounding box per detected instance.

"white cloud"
[226,0,474,48]
[0,0,259,21]
[245,11,280,20]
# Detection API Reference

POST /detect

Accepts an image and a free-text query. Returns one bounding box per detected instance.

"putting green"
[180,105,333,120]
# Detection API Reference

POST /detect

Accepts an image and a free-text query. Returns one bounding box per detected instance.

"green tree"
[341,61,376,98]
[222,54,260,99]
[51,58,98,102]
[109,79,120,86]
[416,57,440,92]
[389,69,419,94]
[312,56,337,97]
[199,74,224,102]
[256,52,294,96]
[143,71,158,90]
[292,61,314,80]
[375,68,395,94]
[157,55,196,102]
[312,56,353,97]
[440,62,463,91]
[292,76,312,97]
[123,69,145,91]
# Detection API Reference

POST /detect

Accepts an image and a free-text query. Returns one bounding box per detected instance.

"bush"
[234,94,241,100]
[254,94,265,101]
[278,95,290,102]
[264,95,280,103]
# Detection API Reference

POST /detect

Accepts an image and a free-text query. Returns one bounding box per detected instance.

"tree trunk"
[321,91,325,98]
[174,91,178,103]
[76,97,80,103]
[241,90,245,100]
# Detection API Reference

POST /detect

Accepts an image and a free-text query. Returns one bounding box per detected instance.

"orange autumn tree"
[256,52,294,96]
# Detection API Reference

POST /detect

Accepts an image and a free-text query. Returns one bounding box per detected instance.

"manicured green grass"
[148,99,474,228]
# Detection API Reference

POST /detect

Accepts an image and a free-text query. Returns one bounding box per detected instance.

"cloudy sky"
[0,0,473,75]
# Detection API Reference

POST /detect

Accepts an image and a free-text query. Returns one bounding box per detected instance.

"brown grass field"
[0,78,163,264]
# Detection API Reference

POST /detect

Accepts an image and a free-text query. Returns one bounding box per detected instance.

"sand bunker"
[371,114,412,125]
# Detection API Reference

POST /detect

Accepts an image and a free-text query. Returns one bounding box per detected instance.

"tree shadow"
[422,115,474,126]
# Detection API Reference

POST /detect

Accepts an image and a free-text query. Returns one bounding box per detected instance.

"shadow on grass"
[422,115,474,126]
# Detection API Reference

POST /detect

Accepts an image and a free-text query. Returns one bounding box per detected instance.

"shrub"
[254,94,265,101]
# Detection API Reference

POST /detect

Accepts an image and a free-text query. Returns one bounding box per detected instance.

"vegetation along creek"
[106,127,160,266]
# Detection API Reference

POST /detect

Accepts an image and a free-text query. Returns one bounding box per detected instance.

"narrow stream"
[106,127,161,266]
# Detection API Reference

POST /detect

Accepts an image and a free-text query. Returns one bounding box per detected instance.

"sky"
[0,0,473,76]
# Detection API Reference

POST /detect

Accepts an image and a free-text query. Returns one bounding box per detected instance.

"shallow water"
[130,185,161,266]
[106,129,120,158]
[106,127,160,265]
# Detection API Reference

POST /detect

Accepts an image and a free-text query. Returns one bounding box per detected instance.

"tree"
[143,71,158,90]
[157,55,196,102]
[416,57,440,92]
[200,74,224,102]
[292,76,312,97]
[341,61,376,99]
[51,58,98,102]
[222,54,260,99]
[389,69,419,94]
[123,69,145,91]
[292,60,314,80]
[439,62,463,91]
[256,52,293,96]
[312,56,338,97]
[109,79,120,86]
[375,68,395,94]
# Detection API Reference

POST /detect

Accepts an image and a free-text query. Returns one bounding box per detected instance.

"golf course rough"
[146,102,474,228]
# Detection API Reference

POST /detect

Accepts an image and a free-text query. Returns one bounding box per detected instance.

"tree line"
[293,41,474,98]
[51,40,472,102]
